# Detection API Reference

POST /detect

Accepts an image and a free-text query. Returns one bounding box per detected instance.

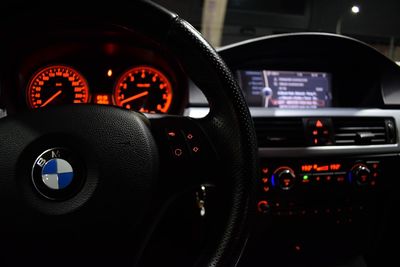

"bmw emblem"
[41,158,74,190]
[32,148,84,200]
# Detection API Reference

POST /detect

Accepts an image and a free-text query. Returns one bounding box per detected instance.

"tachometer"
[27,65,90,108]
[113,66,173,113]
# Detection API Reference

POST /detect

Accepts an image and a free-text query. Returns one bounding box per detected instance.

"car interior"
[0,1,399,266]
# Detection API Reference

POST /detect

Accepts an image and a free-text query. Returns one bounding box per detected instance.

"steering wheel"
[0,1,258,266]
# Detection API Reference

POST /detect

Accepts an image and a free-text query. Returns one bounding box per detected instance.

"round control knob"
[257,200,270,214]
[351,164,371,186]
[273,167,296,190]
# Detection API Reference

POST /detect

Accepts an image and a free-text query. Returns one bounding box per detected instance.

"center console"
[212,33,400,267]
[238,114,398,267]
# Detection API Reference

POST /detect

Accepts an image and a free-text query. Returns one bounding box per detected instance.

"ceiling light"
[351,5,360,14]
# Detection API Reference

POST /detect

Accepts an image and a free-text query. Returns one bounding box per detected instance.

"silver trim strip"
[185,107,400,119]
[249,107,400,118]
[217,32,366,52]
[259,144,399,158]
[184,107,400,157]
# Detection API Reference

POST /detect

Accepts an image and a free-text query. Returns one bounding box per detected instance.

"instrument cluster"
[0,29,188,116]
[26,64,174,114]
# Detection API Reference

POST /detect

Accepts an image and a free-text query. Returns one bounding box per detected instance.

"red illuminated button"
[167,131,176,137]
[183,130,205,158]
[336,175,346,183]
[283,179,291,186]
[257,200,270,213]
[175,149,182,156]
[166,129,180,140]
[165,129,189,159]
[174,148,183,157]
[186,133,194,140]
[305,118,333,145]
[360,175,368,183]
[171,146,188,159]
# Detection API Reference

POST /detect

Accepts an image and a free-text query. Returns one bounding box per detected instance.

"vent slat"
[253,118,305,147]
[335,140,356,144]
[337,127,385,131]
[371,139,387,143]
[334,133,357,137]
[332,118,392,146]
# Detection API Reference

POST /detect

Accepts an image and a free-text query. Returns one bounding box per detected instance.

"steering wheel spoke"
[149,115,219,195]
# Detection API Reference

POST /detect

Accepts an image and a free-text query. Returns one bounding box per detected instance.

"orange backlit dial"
[27,65,89,108]
[114,66,173,113]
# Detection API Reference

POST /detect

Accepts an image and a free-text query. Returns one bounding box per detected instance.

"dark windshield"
[154,0,400,63]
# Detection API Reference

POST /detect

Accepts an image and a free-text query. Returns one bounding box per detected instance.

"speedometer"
[27,65,90,109]
[113,66,173,113]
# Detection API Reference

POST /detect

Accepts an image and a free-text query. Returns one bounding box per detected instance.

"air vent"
[253,118,305,147]
[332,118,396,146]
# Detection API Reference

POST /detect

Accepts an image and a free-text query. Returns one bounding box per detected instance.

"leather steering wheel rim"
[164,15,258,267]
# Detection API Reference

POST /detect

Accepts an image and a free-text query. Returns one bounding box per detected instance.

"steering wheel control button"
[163,127,208,160]
[153,118,216,163]
[172,146,187,158]
[166,130,177,138]
[183,129,212,159]
[32,148,85,200]
[163,128,188,159]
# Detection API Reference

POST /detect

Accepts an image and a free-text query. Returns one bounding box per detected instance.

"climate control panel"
[257,158,380,216]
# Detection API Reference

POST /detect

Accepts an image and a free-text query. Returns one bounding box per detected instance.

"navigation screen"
[237,70,332,108]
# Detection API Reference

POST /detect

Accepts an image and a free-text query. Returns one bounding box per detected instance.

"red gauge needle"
[120,91,149,105]
[40,90,62,107]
